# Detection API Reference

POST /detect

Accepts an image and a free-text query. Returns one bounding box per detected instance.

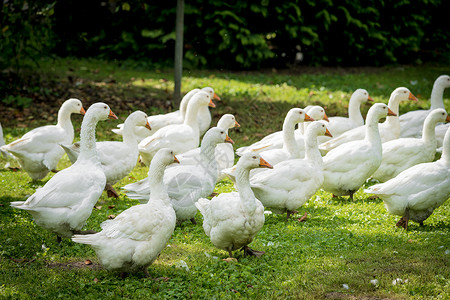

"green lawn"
[0,59,449,299]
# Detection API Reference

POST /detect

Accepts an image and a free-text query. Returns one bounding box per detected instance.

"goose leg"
[51,169,59,173]
[396,208,410,230]
[227,248,233,258]
[105,184,120,198]
[120,272,128,279]
[190,218,197,225]
[242,245,265,257]
[56,235,62,244]
[143,268,151,278]
[286,210,298,220]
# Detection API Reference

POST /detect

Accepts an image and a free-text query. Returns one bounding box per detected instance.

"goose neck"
[304,132,323,165]
[121,119,139,146]
[78,114,99,161]
[441,129,450,163]
[56,106,75,137]
[235,166,257,213]
[348,97,364,125]
[421,116,438,146]
[148,160,170,202]
[199,139,219,174]
[430,82,446,110]
[282,116,300,157]
[364,112,382,147]
[184,100,201,128]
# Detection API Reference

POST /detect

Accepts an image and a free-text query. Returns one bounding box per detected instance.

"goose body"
[61,111,151,197]
[365,126,450,229]
[72,149,177,275]
[372,109,450,182]
[138,91,216,165]
[1,98,85,180]
[319,88,418,154]
[250,122,331,218]
[10,103,117,239]
[124,127,233,224]
[174,114,240,182]
[321,103,396,199]
[113,87,220,141]
[195,153,272,257]
[235,106,326,156]
[399,75,450,138]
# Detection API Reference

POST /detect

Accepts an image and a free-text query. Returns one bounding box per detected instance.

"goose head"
[189,91,216,109]
[434,75,450,89]
[62,98,86,115]
[390,87,418,104]
[306,121,333,138]
[306,106,328,122]
[238,153,273,170]
[368,103,396,122]
[217,114,240,129]
[203,127,234,146]
[352,89,373,103]
[85,103,118,121]
[127,110,151,131]
[287,108,314,125]
[427,108,450,124]
[153,148,180,166]
[201,87,221,101]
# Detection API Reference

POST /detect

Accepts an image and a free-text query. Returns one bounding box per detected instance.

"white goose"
[138,91,216,165]
[258,108,314,165]
[365,126,450,230]
[318,89,373,143]
[371,108,450,182]
[124,127,234,224]
[195,153,272,258]
[235,106,326,156]
[1,98,85,180]
[61,111,151,198]
[400,75,450,138]
[113,87,220,141]
[0,121,11,159]
[174,114,240,182]
[250,121,332,219]
[72,148,178,277]
[319,87,418,154]
[10,103,118,241]
[321,103,396,200]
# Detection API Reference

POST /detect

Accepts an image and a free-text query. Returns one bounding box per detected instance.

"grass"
[0,58,449,299]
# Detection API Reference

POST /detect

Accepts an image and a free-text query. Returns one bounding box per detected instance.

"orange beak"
[446,115,450,122]
[145,121,151,131]
[208,99,216,108]
[80,107,86,115]
[323,112,329,122]
[213,93,221,101]
[259,157,273,169]
[367,95,374,102]
[108,110,118,120]
[225,135,235,144]
[408,92,418,102]
[325,128,333,137]
[173,155,180,164]
[234,120,240,128]
[304,113,314,122]
[387,108,397,116]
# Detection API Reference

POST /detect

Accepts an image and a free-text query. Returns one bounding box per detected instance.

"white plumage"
[196,153,272,258]
[235,105,326,156]
[250,121,332,218]
[124,127,234,224]
[112,87,220,141]
[10,103,117,239]
[319,87,418,154]
[1,98,85,180]
[72,148,178,276]
[399,75,450,138]
[321,103,396,199]
[138,91,216,165]
[365,126,450,229]
[61,110,151,197]
[372,108,450,182]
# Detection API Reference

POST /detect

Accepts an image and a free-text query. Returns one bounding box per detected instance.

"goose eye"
[104,106,107,109]
[220,131,224,134]
[252,156,257,159]
[299,112,303,114]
